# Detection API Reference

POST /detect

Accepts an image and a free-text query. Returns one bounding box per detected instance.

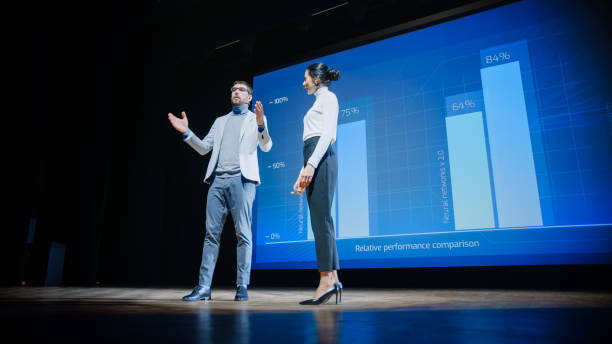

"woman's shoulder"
[320,88,338,103]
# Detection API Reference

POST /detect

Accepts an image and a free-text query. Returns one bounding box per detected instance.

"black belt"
[214,170,241,176]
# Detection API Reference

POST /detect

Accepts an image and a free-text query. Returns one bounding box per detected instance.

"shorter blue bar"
[445,90,484,117]
[446,111,495,230]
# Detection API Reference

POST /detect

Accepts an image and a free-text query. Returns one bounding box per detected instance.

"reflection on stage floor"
[2,287,610,343]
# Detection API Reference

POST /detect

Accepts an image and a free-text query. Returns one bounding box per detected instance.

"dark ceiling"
[15,0,503,79]
[167,0,488,72]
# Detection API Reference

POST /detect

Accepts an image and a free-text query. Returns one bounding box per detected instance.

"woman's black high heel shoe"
[299,285,339,305]
[335,282,343,304]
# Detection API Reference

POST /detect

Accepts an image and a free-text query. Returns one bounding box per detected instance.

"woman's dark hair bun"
[307,62,340,85]
[327,69,340,81]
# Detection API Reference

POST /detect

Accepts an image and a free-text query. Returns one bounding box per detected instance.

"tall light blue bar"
[306,120,368,239]
[337,120,370,237]
[481,61,543,228]
[446,112,495,230]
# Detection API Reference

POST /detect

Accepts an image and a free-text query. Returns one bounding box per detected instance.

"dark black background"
[9,0,612,290]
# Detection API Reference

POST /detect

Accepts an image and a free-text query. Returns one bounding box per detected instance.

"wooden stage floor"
[2,287,611,343]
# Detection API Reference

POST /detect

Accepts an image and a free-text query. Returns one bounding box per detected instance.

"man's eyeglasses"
[230,86,251,94]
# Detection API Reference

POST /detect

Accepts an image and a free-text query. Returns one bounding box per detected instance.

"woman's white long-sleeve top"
[302,86,339,168]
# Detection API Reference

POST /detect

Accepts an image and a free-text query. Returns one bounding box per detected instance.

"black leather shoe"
[299,285,338,305]
[234,285,248,301]
[182,286,211,301]
[335,282,343,304]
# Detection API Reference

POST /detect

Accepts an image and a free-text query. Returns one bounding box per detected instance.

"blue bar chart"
[445,91,495,230]
[445,40,544,231]
[252,0,612,270]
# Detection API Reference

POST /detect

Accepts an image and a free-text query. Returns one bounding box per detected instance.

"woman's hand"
[299,164,315,188]
[292,164,314,194]
[293,176,304,194]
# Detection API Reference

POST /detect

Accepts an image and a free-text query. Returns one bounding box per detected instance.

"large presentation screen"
[251,0,612,269]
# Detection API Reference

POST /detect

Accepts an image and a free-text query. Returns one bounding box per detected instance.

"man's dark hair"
[233,80,253,94]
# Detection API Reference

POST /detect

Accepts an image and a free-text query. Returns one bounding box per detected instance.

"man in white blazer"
[168,81,272,302]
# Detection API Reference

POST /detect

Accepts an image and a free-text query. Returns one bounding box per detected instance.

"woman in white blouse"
[293,62,343,305]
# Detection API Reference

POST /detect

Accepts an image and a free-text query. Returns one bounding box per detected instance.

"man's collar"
[232,104,249,114]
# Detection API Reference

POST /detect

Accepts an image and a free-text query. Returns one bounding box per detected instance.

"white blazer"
[182,110,272,185]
